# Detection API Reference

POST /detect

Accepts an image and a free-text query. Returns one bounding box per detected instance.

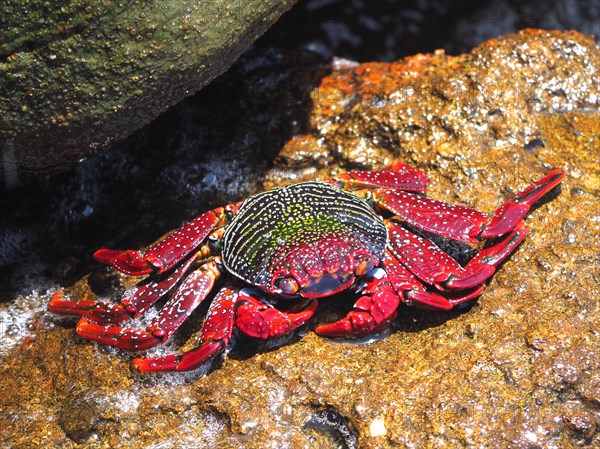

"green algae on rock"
[0,0,298,184]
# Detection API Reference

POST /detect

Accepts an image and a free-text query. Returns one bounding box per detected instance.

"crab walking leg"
[375,169,565,243]
[450,221,529,289]
[316,268,400,338]
[386,221,528,291]
[377,190,488,243]
[235,293,318,339]
[329,165,428,192]
[112,252,201,319]
[75,260,222,351]
[48,290,98,317]
[132,287,239,372]
[94,204,239,276]
[48,253,201,324]
[381,251,483,310]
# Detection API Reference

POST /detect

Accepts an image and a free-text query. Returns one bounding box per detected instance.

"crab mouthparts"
[268,236,380,299]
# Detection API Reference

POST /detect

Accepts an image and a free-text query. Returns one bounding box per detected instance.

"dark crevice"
[1,23,88,60]
[304,407,358,449]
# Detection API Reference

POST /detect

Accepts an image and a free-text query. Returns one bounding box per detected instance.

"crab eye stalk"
[274,276,299,295]
[354,255,374,276]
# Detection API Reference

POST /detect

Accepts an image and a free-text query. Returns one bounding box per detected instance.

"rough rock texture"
[0,30,599,448]
[0,0,298,184]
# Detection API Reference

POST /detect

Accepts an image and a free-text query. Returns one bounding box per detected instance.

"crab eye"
[354,255,374,276]
[274,276,299,295]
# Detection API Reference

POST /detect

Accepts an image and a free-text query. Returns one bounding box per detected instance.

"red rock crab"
[49,162,565,372]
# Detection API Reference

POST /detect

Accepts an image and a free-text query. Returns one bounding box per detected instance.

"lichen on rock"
[0,0,298,184]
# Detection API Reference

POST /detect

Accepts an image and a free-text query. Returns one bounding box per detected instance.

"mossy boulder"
[0,0,298,184]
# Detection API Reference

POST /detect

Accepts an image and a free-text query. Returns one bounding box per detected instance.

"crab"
[49,162,565,372]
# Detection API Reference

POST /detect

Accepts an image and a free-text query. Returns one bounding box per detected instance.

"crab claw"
[316,269,400,338]
[236,297,318,339]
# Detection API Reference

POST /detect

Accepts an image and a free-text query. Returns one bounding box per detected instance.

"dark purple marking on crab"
[49,163,565,372]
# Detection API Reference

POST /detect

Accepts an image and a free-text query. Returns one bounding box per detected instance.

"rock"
[0,29,599,448]
[0,0,298,185]
[58,394,102,444]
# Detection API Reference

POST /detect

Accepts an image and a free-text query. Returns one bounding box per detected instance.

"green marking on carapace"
[271,204,346,243]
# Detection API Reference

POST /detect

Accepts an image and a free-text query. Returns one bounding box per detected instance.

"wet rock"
[0,29,599,448]
[563,406,599,442]
[58,394,102,444]
[0,0,298,184]
[269,29,599,188]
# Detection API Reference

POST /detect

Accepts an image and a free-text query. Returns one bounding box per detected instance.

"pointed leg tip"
[548,168,566,181]
[75,320,161,351]
[443,265,496,290]
[133,340,224,372]
[50,289,65,299]
[314,322,350,338]
[132,356,175,373]
[406,290,454,310]
[316,318,392,339]
[48,291,97,317]
[538,169,566,192]
[131,358,146,372]
[93,249,154,275]
[315,313,374,338]
[48,290,66,309]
